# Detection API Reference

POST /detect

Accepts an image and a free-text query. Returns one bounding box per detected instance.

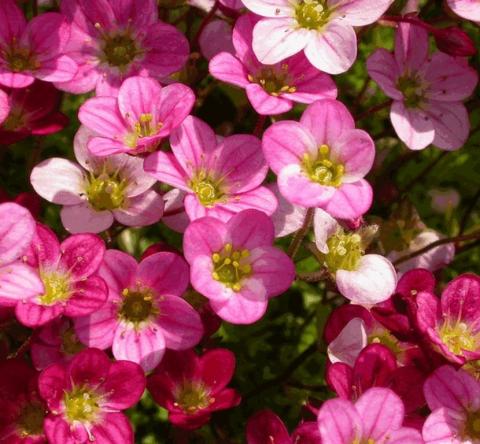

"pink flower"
[0,202,36,266]
[0,89,8,125]
[0,80,69,145]
[422,365,480,443]
[38,348,145,444]
[78,76,195,156]
[367,23,478,151]
[31,317,85,371]
[145,116,277,223]
[183,209,295,324]
[74,250,203,371]
[0,223,108,327]
[313,209,397,305]
[0,0,77,88]
[246,409,321,444]
[317,387,423,444]
[0,359,47,443]
[209,14,337,115]
[147,348,241,429]
[447,0,480,24]
[30,126,164,234]
[241,0,394,74]
[262,99,375,219]
[417,273,480,364]
[199,19,235,61]
[57,0,189,95]
[428,188,460,213]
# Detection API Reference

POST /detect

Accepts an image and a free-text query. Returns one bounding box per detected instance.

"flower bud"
[433,26,477,57]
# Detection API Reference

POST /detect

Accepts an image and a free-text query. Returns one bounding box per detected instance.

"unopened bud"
[433,26,476,57]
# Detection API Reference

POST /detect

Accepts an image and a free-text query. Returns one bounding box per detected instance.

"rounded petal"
[262,120,316,174]
[112,325,166,372]
[78,97,127,139]
[317,398,362,444]
[334,0,394,26]
[64,275,108,317]
[209,52,249,88]
[155,295,203,350]
[228,209,275,249]
[30,158,86,205]
[327,317,368,367]
[428,101,469,151]
[336,254,397,306]
[422,407,464,444]
[35,55,78,83]
[366,48,403,100]
[247,410,291,444]
[246,83,293,115]
[394,23,429,72]
[113,190,164,227]
[60,203,114,234]
[0,263,43,306]
[183,217,228,263]
[199,348,236,392]
[137,252,189,297]
[143,151,190,191]
[269,183,307,238]
[90,413,133,444]
[304,22,357,75]
[241,0,294,17]
[252,18,309,65]
[99,249,137,295]
[60,234,105,279]
[117,76,162,122]
[390,101,435,151]
[15,299,63,327]
[190,255,235,302]
[321,180,373,220]
[74,305,118,349]
[69,348,110,387]
[313,208,339,254]
[0,89,9,125]
[156,83,196,136]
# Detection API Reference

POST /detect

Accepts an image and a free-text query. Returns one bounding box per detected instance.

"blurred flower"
[200,19,235,61]
[447,0,480,24]
[428,188,460,213]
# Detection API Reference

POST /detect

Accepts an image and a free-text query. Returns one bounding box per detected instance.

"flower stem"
[355,99,392,120]
[288,208,314,259]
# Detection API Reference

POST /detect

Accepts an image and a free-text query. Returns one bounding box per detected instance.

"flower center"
[39,271,72,306]
[17,402,46,437]
[464,411,480,440]
[61,327,84,355]
[303,145,344,187]
[174,381,214,414]
[211,243,251,292]
[189,170,225,207]
[123,113,163,149]
[248,65,296,96]
[369,328,402,354]
[64,386,101,425]
[438,320,479,356]
[2,109,25,131]
[86,173,127,211]
[324,232,363,273]
[397,74,425,108]
[295,0,331,30]
[5,44,39,73]
[119,288,158,324]
[101,32,140,69]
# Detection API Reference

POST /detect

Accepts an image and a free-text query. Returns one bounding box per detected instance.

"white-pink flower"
[314,209,397,305]
[262,99,375,220]
[447,0,480,24]
[74,250,203,372]
[241,0,394,74]
[367,23,478,151]
[30,126,164,234]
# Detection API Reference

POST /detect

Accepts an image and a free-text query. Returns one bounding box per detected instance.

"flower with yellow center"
[438,320,480,357]
[464,410,480,440]
[211,243,252,292]
[100,29,142,71]
[189,169,226,207]
[295,0,331,30]
[17,403,46,438]
[397,73,426,109]
[324,231,363,273]
[85,171,128,212]
[248,64,297,96]
[174,381,215,414]
[119,287,159,326]
[303,144,345,187]
[63,386,101,425]
[38,271,72,306]
[5,42,39,73]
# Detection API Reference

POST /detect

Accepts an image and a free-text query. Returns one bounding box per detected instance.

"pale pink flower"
[209,14,337,115]
[74,250,203,372]
[268,184,307,238]
[447,0,480,24]
[262,99,375,219]
[0,223,108,327]
[0,0,77,88]
[162,189,190,233]
[241,0,394,74]
[183,210,295,324]
[423,365,480,443]
[145,115,277,223]
[57,0,189,95]
[317,387,423,444]
[314,209,397,305]
[78,76,195,156]
[367,23,478,151]
[31,126,164,234]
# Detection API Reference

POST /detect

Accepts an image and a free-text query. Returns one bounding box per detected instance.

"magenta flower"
[30,126,164,234]
[246,409,321,444]
[313,209,397,305]
[0,202,36,266]
[209,14,337,115]
[240,0,394,74]
[317,387,423,444]
[38,348,145,444]
[57,0,189,95]
[448,0,480,24]
[145,116,277,223]
[147,348,241,430]
[78,76,195,156]
[367,23,478,151]
[423,365,480,443]
[0,80,69,145]
[74,250,203,371]
[31,317,85,371]
[183,210,295,324]
[262,99,375,219]
[0,89,8,125]
[199,19,235,61]
[417,273,480,364]
[0,0,77,88]
[0,223,108,327]
[0,359,47,443]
